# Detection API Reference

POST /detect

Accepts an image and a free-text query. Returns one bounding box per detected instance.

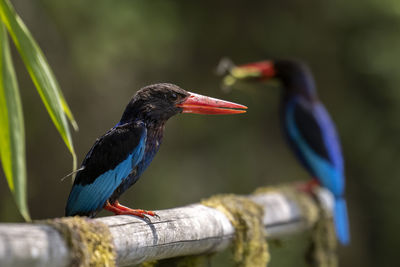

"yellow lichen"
[40,216,116,267]
[201,194,269,267]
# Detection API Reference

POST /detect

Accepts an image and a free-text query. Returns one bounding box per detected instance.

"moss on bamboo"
[40,216,116,267]
[255,183,338,267]
[306,196,338,267]
[35,183,336,267]
[201,194,270,267]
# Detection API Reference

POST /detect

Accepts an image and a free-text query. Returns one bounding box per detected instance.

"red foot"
[104,200,159,219]
[296,179,320,193]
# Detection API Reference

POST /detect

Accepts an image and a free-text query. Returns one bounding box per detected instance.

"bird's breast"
[138,125,164,172]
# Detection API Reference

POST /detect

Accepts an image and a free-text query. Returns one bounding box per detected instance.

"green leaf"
[0,0,77,160]
[0,23,30,221]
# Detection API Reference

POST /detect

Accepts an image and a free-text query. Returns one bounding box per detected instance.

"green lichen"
[40,216,116,267]
[306,199,338,267]
[201,194,270,267]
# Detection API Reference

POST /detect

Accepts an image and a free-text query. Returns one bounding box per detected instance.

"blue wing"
[285,97,350,245]
[65,122,147,217]
[285,97,344,197]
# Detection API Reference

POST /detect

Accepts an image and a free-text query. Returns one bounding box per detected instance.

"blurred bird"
[221,60,350,245]
[65,83,247,218]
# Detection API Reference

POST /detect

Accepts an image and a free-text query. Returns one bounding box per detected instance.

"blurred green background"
[0,0,399,266]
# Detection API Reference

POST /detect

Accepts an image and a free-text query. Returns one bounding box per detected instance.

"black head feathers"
[273,60,317,100]
[120,83,190,123]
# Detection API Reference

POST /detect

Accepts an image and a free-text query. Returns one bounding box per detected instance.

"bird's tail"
[333,197,350,245]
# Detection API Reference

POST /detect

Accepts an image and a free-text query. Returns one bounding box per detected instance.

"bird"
[65,83,247,218]
[222,59,350,245]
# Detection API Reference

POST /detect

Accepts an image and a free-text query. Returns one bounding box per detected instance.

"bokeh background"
[1,0,399,266]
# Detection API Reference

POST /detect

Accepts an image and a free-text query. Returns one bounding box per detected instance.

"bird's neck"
[118,104,167,157]
[145,120,165,147]
[281,72,318,103]
[117,114,166,149]
[119,99,154,124]
[142,120,165,167]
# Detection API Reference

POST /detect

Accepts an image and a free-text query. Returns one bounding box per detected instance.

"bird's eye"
[170,93,178,100]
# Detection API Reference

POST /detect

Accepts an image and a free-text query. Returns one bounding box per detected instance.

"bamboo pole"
[0,186,333,267]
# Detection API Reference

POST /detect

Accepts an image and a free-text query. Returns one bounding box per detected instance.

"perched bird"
[65,83,247,218]
[222,59,350,245]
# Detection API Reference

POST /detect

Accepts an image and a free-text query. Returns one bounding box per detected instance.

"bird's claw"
[104,201,160,220]
[138,212,160,223]
[153,213,161,220]
[141,215,151,223]
[142,210,160,221]
[296,179,320,194]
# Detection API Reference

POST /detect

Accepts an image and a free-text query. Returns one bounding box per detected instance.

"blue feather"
[286,100,344,196]
[313,103,344,175]
[65,130,146,216]
[286,99,350,244]
[334,197,350,245]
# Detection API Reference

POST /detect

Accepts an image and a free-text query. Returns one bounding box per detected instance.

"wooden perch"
[0,185,334,267]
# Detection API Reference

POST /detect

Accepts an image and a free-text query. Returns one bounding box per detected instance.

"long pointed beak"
[177,92,247,115]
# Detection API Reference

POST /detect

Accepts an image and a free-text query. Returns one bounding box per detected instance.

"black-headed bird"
[65,83,247,218]
[222,60,349,245]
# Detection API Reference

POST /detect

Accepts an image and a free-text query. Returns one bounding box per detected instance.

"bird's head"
[221,59,317,100]
[120,83,247,123]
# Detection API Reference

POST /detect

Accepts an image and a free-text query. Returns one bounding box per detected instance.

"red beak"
[177,92,247,115]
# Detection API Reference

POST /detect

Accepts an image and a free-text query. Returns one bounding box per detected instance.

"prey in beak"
[217,58,276,90]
